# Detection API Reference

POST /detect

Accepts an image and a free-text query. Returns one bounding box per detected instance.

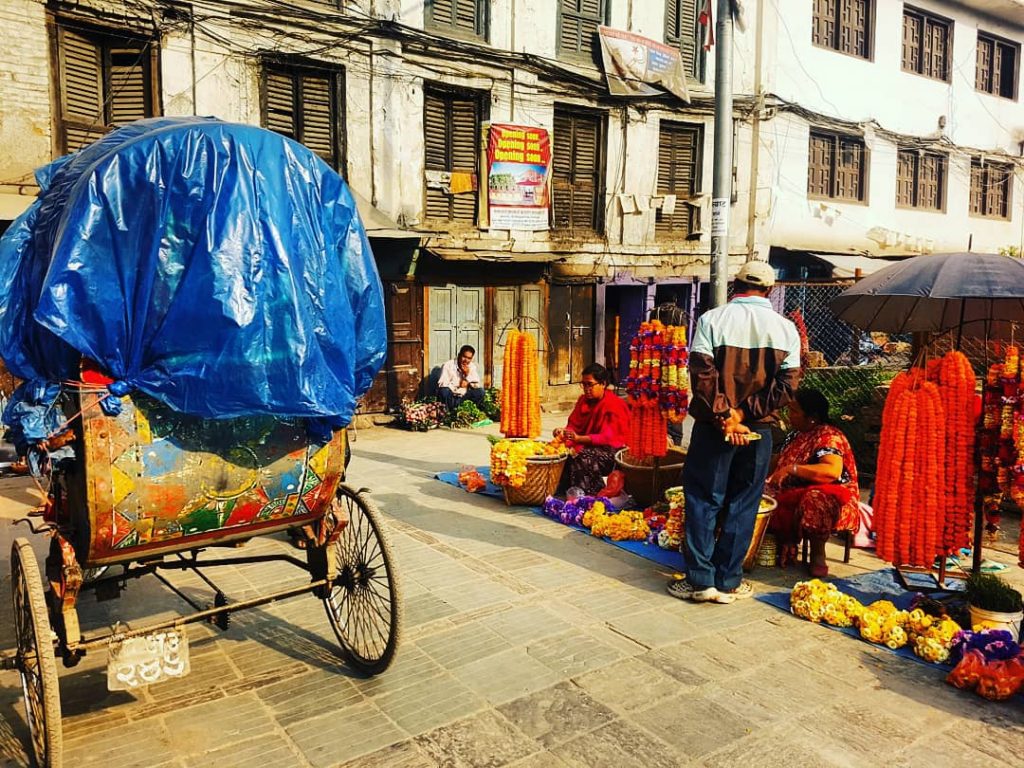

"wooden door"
[385,281,423,406]
[493,285,543,386]
[428,284,485,391]
[548,284,594,385]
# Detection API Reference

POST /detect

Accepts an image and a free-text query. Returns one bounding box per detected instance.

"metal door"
[428,284,485,390]
[493,285,543,385]
[548,284,594,385]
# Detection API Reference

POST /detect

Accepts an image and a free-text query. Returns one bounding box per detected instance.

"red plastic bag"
[599,470,625,499]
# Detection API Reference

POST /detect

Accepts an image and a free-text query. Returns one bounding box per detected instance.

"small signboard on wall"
[482,123,552,231]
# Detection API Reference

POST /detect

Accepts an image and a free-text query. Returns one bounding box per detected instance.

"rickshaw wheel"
[323,485,402,675]
[11,538,63,768]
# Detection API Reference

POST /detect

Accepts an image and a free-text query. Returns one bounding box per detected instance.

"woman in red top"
[554,363,631,495]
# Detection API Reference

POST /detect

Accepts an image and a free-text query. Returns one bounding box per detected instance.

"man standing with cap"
[669,260,801,604]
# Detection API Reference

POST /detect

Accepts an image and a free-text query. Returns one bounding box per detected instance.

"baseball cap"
[735,260,777,288]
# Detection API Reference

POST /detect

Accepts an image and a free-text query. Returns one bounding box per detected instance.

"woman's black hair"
[794,388,831,424]
[581,362,610,385]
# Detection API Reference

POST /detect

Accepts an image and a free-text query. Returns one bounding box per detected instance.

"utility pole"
[709,0,734,308]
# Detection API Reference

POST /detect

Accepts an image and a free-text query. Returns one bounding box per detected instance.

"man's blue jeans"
[682,420,772,591]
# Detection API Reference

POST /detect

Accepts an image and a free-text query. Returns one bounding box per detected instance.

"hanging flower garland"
[933,351,977,554]
[624,320,689,459]
[500,329,541,438]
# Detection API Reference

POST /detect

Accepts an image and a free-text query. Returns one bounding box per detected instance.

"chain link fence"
[773,280,910,478]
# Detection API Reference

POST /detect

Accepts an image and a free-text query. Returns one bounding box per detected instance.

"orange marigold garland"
[624,320,689,459]
[933,351,977,554]
[500,329,541,439]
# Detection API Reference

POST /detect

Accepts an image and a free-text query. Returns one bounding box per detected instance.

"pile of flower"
[490,438,567,488]
[789,582,964,658]
[660,489,684,550]
[590,509,650,541]
[396,398,448,431]
[542,495,613,527]
[791,580,864,628]
[500,329,541,438]
[457,468,487,493]
[946,629,1024,701]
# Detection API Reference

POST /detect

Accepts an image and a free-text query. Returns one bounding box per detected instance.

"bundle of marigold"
[589,508,650,541]
[927,351,977,553]
[872,369,948,568]
[790,579,863,627]
[489,438,565,487]
[500,329,541,438]
[906,608,961,664]
[857,600,911,649]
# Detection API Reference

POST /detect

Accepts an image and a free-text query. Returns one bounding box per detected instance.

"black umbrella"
[830,252,1024,333]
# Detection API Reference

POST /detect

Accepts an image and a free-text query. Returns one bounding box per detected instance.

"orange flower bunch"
[500,329,541,438]
[932,351,978,553]
[873,370,948,568]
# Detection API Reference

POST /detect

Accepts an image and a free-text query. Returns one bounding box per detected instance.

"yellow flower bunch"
[581,501,606,528]
[910,617,961,663]
[590,509,650,541]
[490,439,560,487]
[790,580,863,626]
[858,601,911,649]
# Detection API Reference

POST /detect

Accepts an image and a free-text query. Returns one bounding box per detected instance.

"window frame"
[655,119,704,239]
[53,20,161,154]
[664,0,706,82]
[894,148,946,212]
[969,158,1013,220]
[811,0,874,61]
[806,129,869,204]
[260,58,346,174]
[901,6,953,82]
[424,0,489,42]
[976,31,1020,101]
[551,105,607,234]
[557,0,609,62]
[421,85,487,226]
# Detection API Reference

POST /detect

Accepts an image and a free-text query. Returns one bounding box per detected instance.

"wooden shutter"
[552,109,602,232]
[108,48,150,126]
[992,40,1004,97]
[835,135,864,201]
[300,74,336,165]
[455,0,480,35]
[265,72,296,137]
[665,0,681,44]
[680,1,700,79]
[985,163,1010,219]
[656,122,701,238]
[919,153,943,210]
[927,19,948,80]
[807,132,833,198]
[969,160,984,215]
[59,29,105,151]
[977,36,993,92]
[901,11,920,73]
[895,149,915,207]
[430,0,455,27]
[423,89,479,224]
[812,0,836,48]
[559,0,603,58]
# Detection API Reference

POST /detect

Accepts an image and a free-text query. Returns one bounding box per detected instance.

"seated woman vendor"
[766,388,860,577]
[554,363,630,496]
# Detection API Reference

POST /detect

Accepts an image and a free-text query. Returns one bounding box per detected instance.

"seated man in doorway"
[437,345,486,413]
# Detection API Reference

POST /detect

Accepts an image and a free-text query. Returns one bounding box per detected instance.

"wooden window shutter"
[59,28,105,152]
[656,122,701,238]
[985,163,1010,219]
[812,0,836,48]
[977,37,993,92]
[665,0,681,44]
[895,150,915,207]
[264,72,296,137]
[679,0,700,79]
[969,160,984,215]
[992,41,1004,97]
[919,153,942,210]
[559,0,603,58]
[835,136,864,201]
[423,89,479,224]
[807,132,833,198]
[108,47,150,126]
[299,73,336,166]
[552,110,574,229]
[928,20,948,80]
[552,109,602,232]
[901,11,920,73]
[430,0,455,27]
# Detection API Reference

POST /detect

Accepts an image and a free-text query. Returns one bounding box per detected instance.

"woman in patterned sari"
[766,388,859,577]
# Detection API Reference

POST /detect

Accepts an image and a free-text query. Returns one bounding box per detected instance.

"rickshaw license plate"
[107,628,190,691]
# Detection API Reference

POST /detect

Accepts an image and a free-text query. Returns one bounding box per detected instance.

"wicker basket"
[503,455,567,506]
[742,495,777,572]
[614,448,687,508]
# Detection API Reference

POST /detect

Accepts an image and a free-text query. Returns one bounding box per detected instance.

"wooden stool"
[801,530,853,565]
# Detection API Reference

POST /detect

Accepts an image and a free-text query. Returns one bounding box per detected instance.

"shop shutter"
[807,132,833,198]
[656,122,701,238]
[300,74,335,165]
[895,150,915,207]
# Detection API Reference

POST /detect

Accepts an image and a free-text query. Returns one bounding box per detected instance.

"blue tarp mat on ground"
[434,467,686,571]
[0,117,385,425]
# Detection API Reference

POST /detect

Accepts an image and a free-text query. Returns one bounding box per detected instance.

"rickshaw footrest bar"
[73,577,331,652]
[0,650,18,671]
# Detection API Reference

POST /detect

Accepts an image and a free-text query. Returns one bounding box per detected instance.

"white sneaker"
[713,580,754,604]
[690,586,721,602]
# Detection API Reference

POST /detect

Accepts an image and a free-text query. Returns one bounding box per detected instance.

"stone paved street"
[1,418,1022,768]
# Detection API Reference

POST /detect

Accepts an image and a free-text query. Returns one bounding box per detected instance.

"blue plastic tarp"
[0,117,386,426]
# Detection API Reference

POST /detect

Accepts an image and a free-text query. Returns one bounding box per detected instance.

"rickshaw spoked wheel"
[323,485,402,676]
[11,538,63,768]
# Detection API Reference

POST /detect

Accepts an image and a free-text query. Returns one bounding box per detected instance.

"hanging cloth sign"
[598,26,691,103]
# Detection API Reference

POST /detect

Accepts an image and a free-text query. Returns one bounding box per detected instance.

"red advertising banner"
[486,124,551,231]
